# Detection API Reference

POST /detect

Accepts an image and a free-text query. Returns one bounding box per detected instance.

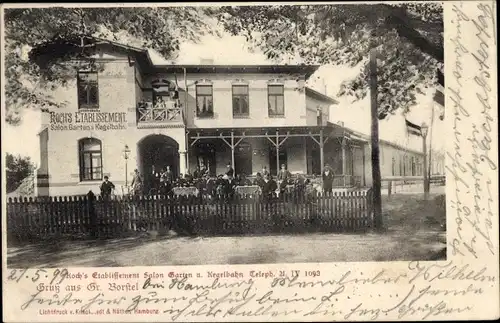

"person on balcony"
[322,164,334,194]
[131,169,143,196]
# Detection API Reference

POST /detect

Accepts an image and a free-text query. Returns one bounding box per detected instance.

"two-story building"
[36,37,372,196]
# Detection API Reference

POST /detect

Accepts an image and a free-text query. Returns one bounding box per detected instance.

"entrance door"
[234,142,252,176]
[137,135,179,193]
[194,142,216,176]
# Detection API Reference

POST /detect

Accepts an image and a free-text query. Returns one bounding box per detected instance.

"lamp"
[421,122,429,138]
[123,145,131,188]
[421,122,429,199]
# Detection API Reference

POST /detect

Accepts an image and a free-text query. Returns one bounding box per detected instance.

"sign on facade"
[49,111,128,131]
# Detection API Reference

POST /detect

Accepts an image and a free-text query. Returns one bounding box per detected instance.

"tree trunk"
[370,47,383,229]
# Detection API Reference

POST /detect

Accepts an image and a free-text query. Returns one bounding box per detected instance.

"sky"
[3,32,444,165]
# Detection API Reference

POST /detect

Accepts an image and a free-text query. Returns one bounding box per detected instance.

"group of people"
[99,162,338,199]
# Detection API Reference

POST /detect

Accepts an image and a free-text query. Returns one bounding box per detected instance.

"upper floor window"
[268,85,284,116]
[79,138,103,181]
[232,85,249,117]
[196,85,213,118]
[77,71,99,110]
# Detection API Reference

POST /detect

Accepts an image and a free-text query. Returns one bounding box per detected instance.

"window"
[196,85,214,118]
[411,156,416,176]
[232,85,249,117]
[77,72,99,109]
[391,157,396,176]
[79,138,103,181]
[268,85,284,116]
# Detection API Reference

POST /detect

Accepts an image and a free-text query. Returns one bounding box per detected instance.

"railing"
[332,175,362,187]
[137,100,184,124]
[382,175,446,196]
[7,189,374,244]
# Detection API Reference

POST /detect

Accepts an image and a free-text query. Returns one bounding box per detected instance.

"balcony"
[136,100,184,127]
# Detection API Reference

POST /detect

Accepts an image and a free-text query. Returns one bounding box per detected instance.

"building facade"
[35,38,441,197]
[37,39,368,196]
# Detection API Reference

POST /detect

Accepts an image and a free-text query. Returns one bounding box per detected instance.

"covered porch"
[185,125,367,188]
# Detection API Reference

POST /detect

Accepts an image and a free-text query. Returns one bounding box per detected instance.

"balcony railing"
[137,100,184,125]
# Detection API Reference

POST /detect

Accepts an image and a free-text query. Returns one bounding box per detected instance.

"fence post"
[87,191,97,238]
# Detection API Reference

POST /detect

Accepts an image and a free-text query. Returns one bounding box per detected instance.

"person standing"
[322,164,334,195]
[164,165,174,183]
[277,164,291,195]
[225,162,234,178]
[261,173,278,200]
[130,169,143,196]
[261,166,270,177]
[253,172,264,188]
[100,176,115,200]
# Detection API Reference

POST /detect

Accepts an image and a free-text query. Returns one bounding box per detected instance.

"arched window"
[79,138,103,181]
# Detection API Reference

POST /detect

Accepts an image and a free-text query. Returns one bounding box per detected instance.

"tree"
[3,7,218,125]
[211,3,443,118]
[6,153,36,193]
[212,3,443,229]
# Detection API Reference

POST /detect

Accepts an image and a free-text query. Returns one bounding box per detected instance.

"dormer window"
[77,71,99,110]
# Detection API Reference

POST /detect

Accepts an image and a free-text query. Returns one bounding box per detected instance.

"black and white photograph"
[4,3,447,268]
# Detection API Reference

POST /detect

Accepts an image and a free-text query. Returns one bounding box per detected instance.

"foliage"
[6,153,36,193]
[3,7,217,125]
[211,3,444,118]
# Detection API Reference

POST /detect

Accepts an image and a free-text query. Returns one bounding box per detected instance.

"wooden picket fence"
[7,189,374,244]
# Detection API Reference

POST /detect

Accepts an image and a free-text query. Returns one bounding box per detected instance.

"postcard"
[1,1,498,322]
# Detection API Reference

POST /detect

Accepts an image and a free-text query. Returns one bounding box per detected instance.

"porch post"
[185,131,190,171]
[231,131,235,171]
[179,150,187,176]
[276,130,280,175]
[320,128,324,175]
[342,137,347,186]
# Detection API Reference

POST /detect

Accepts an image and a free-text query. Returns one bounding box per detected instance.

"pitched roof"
[305,87,338,104]
[151,64,320,80]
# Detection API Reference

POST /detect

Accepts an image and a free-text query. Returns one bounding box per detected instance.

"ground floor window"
[79,138,103,181]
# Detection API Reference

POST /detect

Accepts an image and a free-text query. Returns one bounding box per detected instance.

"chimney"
[200,58,214,65]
